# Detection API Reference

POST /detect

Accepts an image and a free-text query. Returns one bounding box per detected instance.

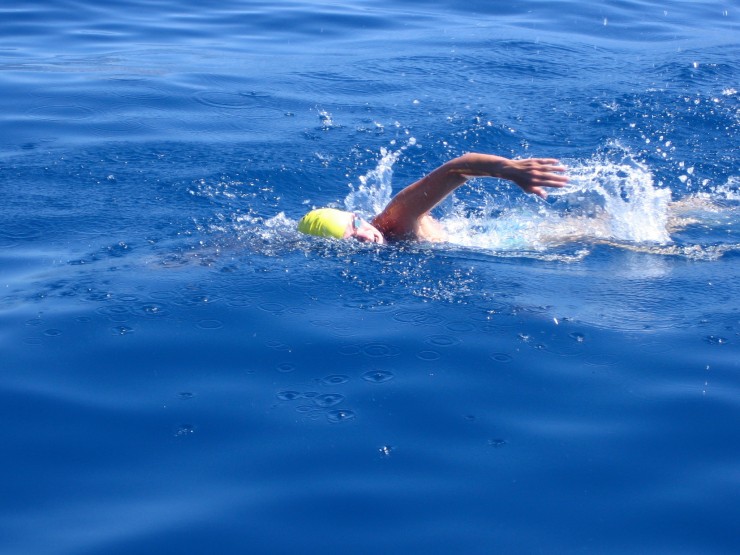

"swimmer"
[298,152,568,243]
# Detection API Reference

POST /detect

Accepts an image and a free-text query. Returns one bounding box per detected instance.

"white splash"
[445,149,674,250]
[344,140,416,217]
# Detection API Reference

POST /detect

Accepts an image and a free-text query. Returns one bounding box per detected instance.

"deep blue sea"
[1,1,739,554]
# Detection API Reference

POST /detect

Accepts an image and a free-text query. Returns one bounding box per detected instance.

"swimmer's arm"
[372,153,568,238]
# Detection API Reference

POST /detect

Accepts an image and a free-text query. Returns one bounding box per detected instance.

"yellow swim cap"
[297,208,352,239]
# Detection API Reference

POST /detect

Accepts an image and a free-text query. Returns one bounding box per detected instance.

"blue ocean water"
[1,1,739,553]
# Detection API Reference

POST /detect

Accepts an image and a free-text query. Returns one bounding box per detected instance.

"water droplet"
[112,325,134,335]
[177,392,195,400]
[378,445,393,457]
[174,425,194,437]
[488,439,507,448]
[140,303,168,317]
[705,335,727,345]
[569,332,585,342]
[327,409,355,423]
[362,369,395,383]
[313,393,345,408]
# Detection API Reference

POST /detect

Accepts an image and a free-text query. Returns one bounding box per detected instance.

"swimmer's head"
[297,208,385,244]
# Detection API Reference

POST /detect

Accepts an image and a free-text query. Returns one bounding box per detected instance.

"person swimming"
[297,153,569,244]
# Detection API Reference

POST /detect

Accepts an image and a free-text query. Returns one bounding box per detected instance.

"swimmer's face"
[345,214,385,244]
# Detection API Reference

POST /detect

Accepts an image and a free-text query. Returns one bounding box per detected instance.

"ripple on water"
[276,390,302,401]
[362,369,395,383]
[361,342,401,358]
[489,353,513,363]
[445,321,476,332]
[426,334,462,347]
[138,303,170,318]
[196,319,224,330]
[313,393,345,408]
[321,374,350,385]
[392,309,446,326]
[193,90,272,109]
[258,302,286,315]
[266,340,291,351]
[25,104,95,121]
[417,350,441,361]
[327,409,355,423]
[96,304,131,321]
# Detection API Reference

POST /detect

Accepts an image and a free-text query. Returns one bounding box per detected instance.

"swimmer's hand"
[500,158,569,199]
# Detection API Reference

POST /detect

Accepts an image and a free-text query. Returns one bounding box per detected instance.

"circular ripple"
[43,329,62,337]
[265,340,291,352]
[362,369,395,384]
[197,319,223,330]
[258,302,286,314]
[313,393,345,408]
[276,363,295,373]
[392,310,445,326]
[490,353,513,363]
[338,344,362,356]
[327,409,355,423]
[96,304,131,322]
[276,390,302,401]
[426,334,461,347]
[193,90,269,109]
[321,374,350,385]
[361,343,400,358]
[445,321,476,332]
[417,350,440,361]
[26,104,95,120]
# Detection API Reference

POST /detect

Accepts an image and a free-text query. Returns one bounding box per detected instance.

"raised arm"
[371,153,568,240]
